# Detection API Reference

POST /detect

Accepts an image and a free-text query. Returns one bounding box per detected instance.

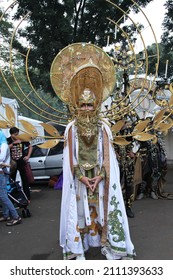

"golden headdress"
[50,43,116,110]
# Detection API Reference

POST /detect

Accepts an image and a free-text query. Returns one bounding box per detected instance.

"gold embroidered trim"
[101,128,110,245]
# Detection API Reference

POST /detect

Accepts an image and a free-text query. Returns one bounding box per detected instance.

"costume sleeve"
[74,165,106,180]
[74,165,83,180]
[99,166,106,179]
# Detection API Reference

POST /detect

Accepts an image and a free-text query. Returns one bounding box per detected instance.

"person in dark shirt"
[7,127,33,201]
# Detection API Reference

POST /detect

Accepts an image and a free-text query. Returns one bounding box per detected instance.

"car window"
[30,145,48,158]
[48,142,64,156]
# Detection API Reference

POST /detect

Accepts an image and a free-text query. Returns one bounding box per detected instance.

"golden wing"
[37,139,61,148]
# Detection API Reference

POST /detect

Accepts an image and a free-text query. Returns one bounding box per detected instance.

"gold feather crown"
[50,42,116,110]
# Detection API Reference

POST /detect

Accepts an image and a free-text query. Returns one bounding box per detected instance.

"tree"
[161,0,173,51]
[161,0,173,79]
[11,0,153,94]
[0,7,26,101]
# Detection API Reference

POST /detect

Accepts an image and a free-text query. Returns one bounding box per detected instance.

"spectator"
[0,130,21,226]
[7,127,32,201]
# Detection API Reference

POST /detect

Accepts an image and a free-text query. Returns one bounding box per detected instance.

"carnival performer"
[50,43,135,260]
[114,122,137,218]
[136,136,167,200]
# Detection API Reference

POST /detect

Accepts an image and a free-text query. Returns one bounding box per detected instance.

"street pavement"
[0,167,173,260]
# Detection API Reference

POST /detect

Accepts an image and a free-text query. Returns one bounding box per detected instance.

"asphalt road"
[0,167,173,260]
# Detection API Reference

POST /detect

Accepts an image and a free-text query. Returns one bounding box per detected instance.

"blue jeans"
[0,174,19,219]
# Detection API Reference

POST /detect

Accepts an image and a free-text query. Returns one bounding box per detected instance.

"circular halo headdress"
[50,43,116,111]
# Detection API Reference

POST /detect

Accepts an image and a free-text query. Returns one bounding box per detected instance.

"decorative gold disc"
[50,42,116,106]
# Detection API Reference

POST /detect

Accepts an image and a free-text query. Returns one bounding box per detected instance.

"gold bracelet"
[79,175,84,181]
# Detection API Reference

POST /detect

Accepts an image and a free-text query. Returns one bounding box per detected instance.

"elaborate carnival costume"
[114,129,137,218]
[136,135,168,200]
[50,43,135,260]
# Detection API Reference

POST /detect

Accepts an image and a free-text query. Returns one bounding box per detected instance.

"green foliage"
[0,10,12,42]
[161,0,173,50]
[0,5,68,121]
[147,43,173,79]
[12,0,153,94]
[161,0,173,79]
[0,67,68,121]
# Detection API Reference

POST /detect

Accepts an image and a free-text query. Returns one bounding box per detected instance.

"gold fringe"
[68,127,74,175]
[101,128,110,245]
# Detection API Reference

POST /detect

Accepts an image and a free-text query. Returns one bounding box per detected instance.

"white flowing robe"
[60,120,135,259]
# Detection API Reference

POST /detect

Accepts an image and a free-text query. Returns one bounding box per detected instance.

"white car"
[25,141,64,180]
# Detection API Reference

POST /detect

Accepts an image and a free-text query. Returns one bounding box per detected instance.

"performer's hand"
[89,175,103,192]
[80,176,94,192]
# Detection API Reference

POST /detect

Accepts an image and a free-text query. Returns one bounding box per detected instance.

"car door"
[44,141,64,177]
[28,145,48,178]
